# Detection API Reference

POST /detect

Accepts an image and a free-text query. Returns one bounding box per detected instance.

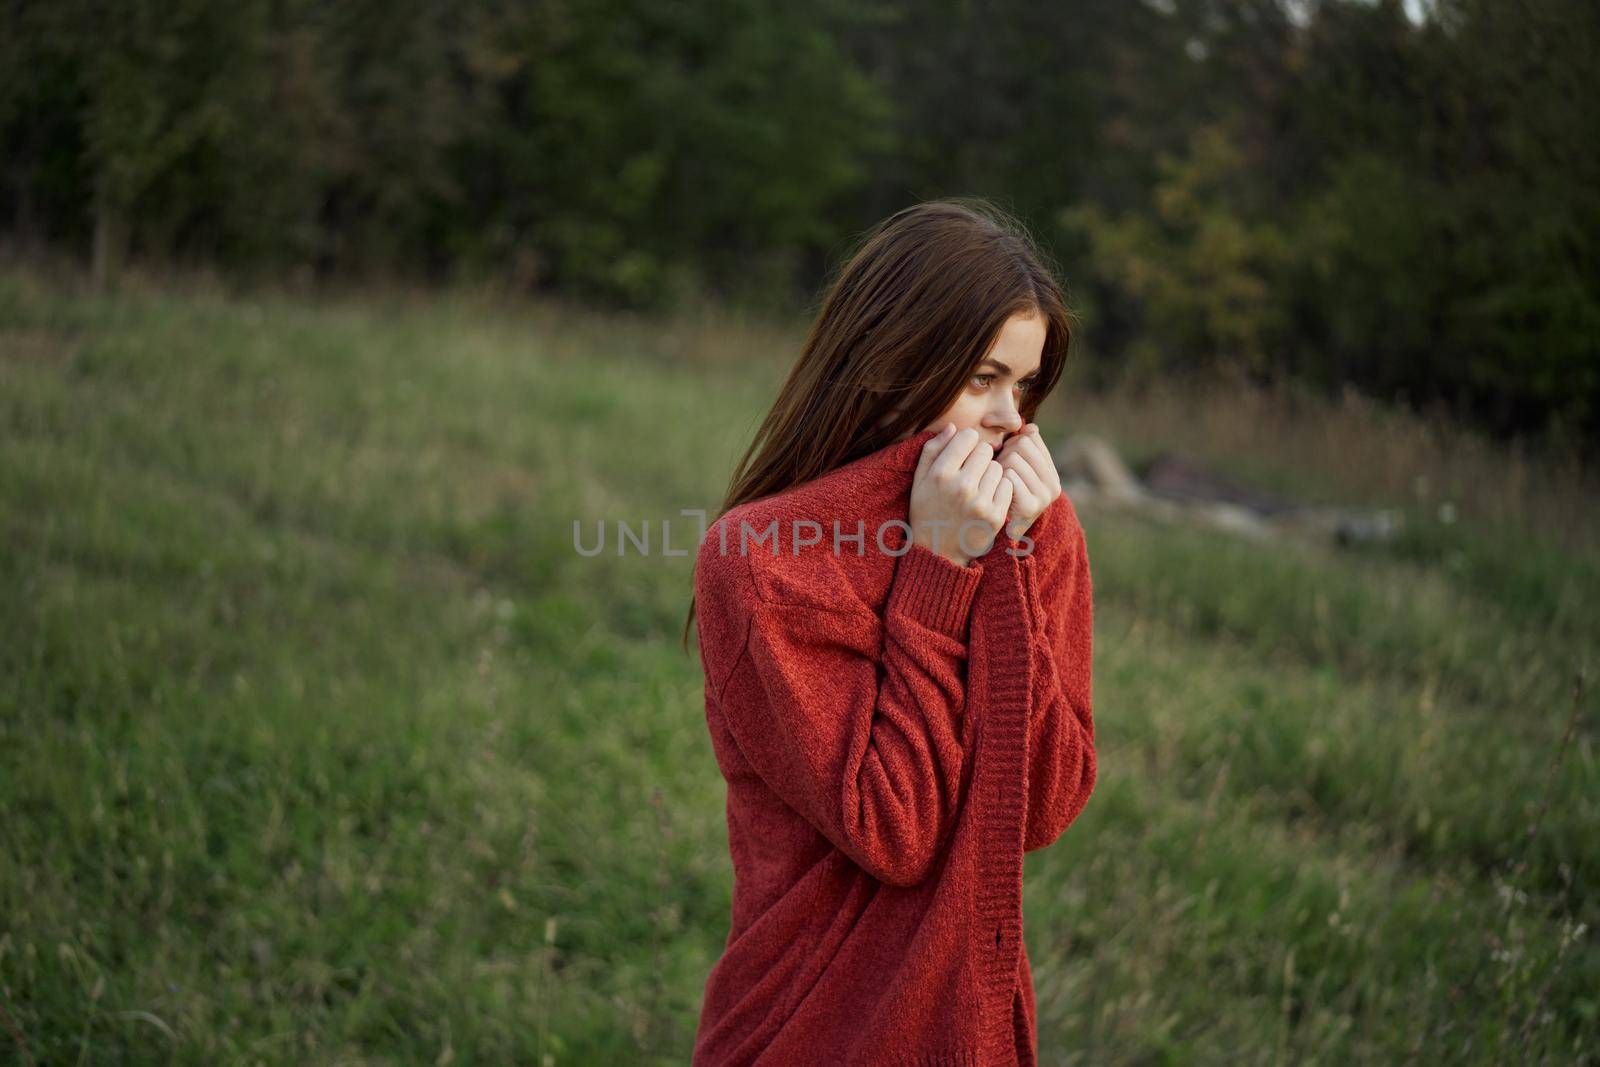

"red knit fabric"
[691,425,1098,1065]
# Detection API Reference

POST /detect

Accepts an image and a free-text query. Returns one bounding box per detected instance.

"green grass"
[1,268,1595,1065]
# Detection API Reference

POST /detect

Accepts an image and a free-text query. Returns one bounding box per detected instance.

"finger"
[993,466,1015,521]
[1030,437,1063,498]
[933,427,981,478]
[1003,467,1038,517]
[1010,428,1051,470]
[997,434,1041,480]
[1010,432,1059,493]
[998,425,1037,462]
[915,422,955,482]
[977,457,1005,502]
[1003,450,1048,500]
[1004,470,1040,538]
[957,435,996,479]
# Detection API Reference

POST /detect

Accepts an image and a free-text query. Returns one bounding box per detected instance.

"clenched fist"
[908,424,1014,566]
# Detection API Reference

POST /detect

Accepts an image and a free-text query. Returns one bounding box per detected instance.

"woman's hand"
[909,424,1014,567]
[996,423,1062,541]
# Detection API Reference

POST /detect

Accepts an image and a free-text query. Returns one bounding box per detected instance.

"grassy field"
[1,265,1596,1065]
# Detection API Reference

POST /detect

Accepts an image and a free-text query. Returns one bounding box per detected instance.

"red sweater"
[691,425,1098,1065]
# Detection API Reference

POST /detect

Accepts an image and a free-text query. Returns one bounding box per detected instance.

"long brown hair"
[681,197,1075,652]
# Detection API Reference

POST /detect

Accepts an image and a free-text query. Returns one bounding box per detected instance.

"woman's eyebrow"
[979,358,1039,377]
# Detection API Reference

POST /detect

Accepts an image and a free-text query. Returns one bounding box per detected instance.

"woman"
[684,198,1097,1065]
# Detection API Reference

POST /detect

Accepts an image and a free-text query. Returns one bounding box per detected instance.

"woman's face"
[885,309,1046,453]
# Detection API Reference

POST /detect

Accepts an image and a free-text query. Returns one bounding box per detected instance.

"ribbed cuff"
[886,542,984,639]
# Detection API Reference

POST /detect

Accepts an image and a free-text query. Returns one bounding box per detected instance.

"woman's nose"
[989,400,1022,432]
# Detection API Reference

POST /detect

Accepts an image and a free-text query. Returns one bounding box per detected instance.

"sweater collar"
[873,425,946,472]
[863,424,1033,566]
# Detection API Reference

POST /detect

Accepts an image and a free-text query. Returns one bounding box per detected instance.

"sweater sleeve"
[1016,497,1098,853]
[704,541,984,887]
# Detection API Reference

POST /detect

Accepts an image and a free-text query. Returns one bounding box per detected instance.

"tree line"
[3,0,1595,448]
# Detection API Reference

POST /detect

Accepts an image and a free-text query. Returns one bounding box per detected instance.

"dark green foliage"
[2,0,1597,444]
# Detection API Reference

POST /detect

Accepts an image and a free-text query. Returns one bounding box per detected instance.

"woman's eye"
[972,374,1037,392]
